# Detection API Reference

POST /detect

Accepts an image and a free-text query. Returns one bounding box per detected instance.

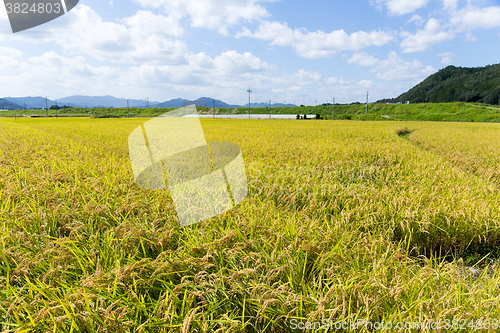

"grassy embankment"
[2,102,500,122]
[1,118,500,331]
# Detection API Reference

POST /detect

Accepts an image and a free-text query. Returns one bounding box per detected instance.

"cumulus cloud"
[0,46,23,57]
[25,5,190,65]
[437,52,455,65]
[64,6,188,64]
[348,51,436,81]
[397,1,500,51]
[442,0,458,10]
[0,46,277,101]
[237,21,394,59]
[465,33,477,42]
[213,50,275,74]
[133,0,274,35]
[407,15,425,25]
[0,51,125,98]
[0,45,418,106]
[347,52,380,67]
[401,18,454,52]
[295,70,322,84]
[372,0,430,15]
[451,5,500,30]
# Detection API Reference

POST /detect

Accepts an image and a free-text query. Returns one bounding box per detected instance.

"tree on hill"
[393,64,500,105]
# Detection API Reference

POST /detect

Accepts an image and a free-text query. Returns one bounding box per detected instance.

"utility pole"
[332,97,335,120]
[269,99,271,119]
[127,99,130,117]
[366,91,369,115]
[213,99,215,118]
[247,88,252,119]
[45,97,48,117]
[24,103,26,117]
[56,101,58,118]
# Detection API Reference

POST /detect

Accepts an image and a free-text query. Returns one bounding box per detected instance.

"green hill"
[387,64,500,105]
[0,98,22,110]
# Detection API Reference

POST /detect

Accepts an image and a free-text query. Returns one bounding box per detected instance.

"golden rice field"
[1,117,500,332]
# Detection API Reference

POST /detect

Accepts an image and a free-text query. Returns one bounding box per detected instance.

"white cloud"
[0,46,23,57]
[237,21,394,59]
[133,0,274,35]
[0,46,419,106]
[401,18,454,52]
[398,2,500,51]
[465,32,477,42]
[213,50,274,74]
[373,0,430,15]
[295,70,322,84]
[0,52,125,98]
[0,3,7,18]
[442,0,458,10]
[348,51,436,81]
[407,15,425,25]
[347,52,380,67]
[451,5,500,30]
[0,47,277,101]
[123,10,185,38]
[38,5,190,65]
[437,52,455,65]
[0,55,24,70]
[318,77,375,103]
[374,52,436,81]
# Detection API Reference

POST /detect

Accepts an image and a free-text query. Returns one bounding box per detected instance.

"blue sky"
[0,0,499,105]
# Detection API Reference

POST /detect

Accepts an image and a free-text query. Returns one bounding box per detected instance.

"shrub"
[458,91,481,103]
[396,127,411,136]
[337,114,352,120]
[484,88,500,105]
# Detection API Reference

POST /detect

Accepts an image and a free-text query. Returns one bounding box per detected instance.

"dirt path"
[471,104,500,110]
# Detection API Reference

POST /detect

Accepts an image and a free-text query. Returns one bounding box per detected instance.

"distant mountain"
[389,64,500,105]
[3,96,83,109]
[1,95,298,110]
[3,96,53,109]
[57,95,160,108]
[152,97,240,108]
[0,98,22,110]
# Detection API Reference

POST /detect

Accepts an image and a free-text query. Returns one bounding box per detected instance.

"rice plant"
[1,118,500,332]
